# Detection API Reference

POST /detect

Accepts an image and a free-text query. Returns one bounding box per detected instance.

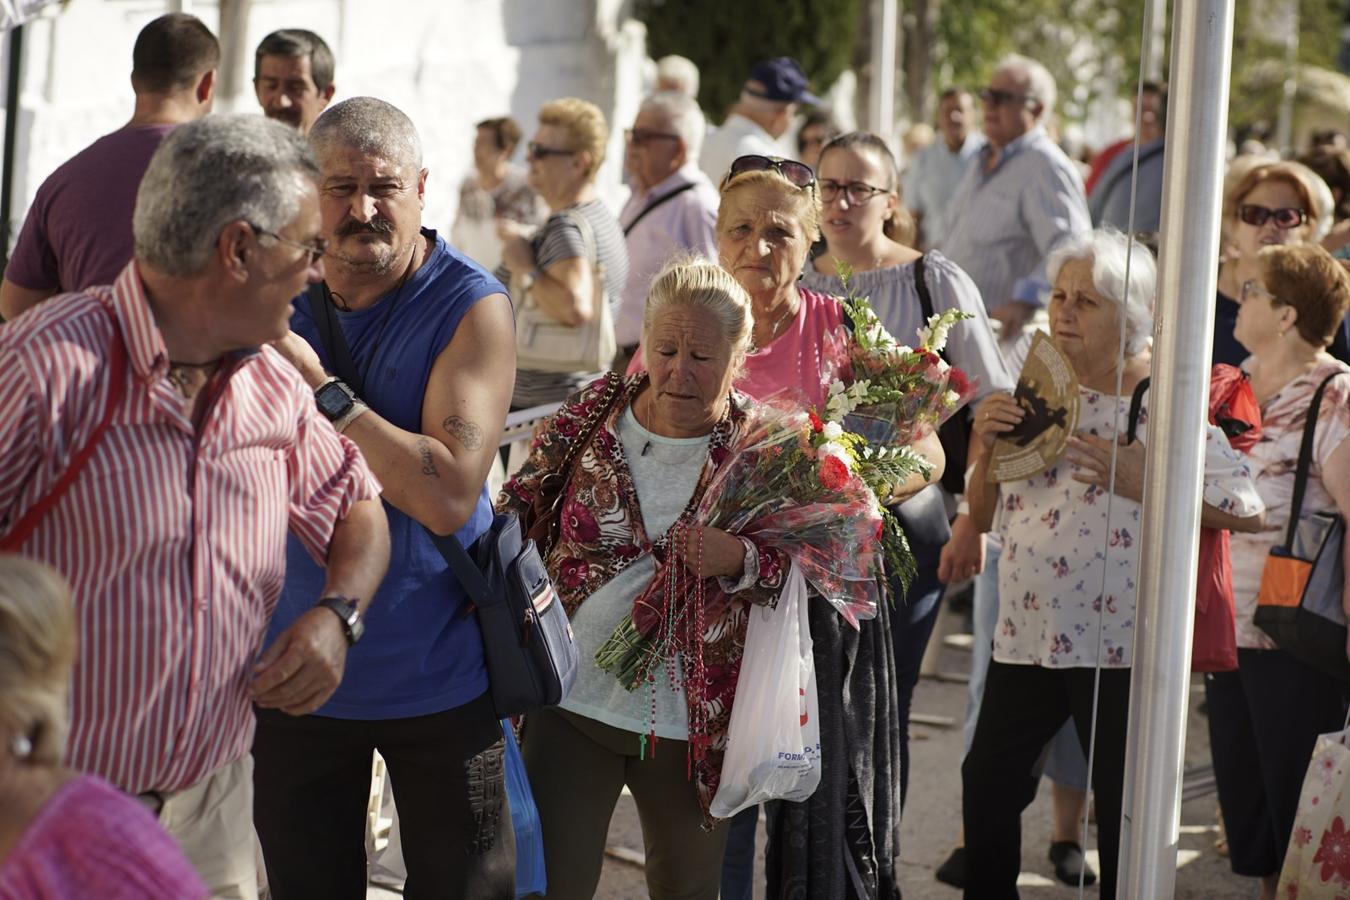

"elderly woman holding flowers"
[498,259,789,900]
[962,229,1265,900]
[627,155,949,900]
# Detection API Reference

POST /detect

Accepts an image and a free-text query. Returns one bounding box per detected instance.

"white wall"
[2,0,648,251]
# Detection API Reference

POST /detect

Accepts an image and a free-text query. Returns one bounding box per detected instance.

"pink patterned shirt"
[0,775,206,899]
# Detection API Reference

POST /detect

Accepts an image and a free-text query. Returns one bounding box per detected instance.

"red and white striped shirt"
[0,263,381,794]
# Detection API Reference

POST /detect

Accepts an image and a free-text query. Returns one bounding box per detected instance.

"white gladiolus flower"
[822,421,843,439]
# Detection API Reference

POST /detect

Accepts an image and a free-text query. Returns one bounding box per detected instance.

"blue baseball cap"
[745,57,823,106]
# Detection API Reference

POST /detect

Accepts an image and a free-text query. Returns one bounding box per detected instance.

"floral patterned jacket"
[497,371,787,825]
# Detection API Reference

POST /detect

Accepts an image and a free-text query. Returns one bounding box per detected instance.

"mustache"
[336,217,396,237]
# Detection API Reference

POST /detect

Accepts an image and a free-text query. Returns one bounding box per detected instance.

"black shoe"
[935,846,967,888]
[1048,840,1097,887]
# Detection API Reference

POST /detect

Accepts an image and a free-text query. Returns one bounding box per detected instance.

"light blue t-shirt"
[559,406,710,739]
[266,230,504,719]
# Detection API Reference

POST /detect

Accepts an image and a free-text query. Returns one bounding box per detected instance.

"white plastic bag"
[710,560,821,819]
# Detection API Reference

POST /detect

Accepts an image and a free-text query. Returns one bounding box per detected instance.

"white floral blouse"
[994,384,1264,669]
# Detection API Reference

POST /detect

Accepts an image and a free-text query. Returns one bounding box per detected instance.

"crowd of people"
[1,11,1350,900]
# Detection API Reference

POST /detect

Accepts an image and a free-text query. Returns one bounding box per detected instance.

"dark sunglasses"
[979,87,1037,108]
[1238,204,1307,229]
[819,179,891,205]
[625,128,681,147]
[527,142,576,160]
[721,155,816,190]
[248,223,326,266]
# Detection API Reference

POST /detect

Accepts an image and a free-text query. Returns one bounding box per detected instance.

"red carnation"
[948,366,971,397]
[819,454,850,491]
[808,410,825,433]
[918,349,941,367]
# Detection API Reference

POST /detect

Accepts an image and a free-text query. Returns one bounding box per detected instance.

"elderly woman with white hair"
[960,229,1265,899]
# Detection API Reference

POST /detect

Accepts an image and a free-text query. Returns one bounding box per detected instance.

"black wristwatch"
[317,596,364,645]
[314,379,356,422]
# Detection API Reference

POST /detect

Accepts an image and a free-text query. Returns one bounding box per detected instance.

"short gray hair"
[133,114,320,277]
[1047,229,1156,354]
[656,55,699,98]
[643,256,753,373]
[996,54,1057,118]
[641,91,706,162]
[309,96,423,173]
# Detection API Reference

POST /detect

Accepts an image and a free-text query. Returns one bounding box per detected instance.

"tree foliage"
[930,0,1343,138]
[634,0,863,123]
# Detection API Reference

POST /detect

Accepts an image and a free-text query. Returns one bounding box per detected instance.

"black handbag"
[305,286,580,716]
[1253,371,1350,682]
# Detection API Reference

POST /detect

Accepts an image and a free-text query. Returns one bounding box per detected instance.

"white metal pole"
[1118,1,1234,897]
[869,0,897,142]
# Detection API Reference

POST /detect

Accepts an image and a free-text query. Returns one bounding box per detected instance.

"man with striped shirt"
[0,115,390,898]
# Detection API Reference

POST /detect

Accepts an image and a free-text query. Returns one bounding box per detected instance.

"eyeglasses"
[721,155,816,190]
[979,87,1037,108]
[527,142,577,160]
[819,179,891,205]
[625,128,681,147]
[249,223,327,266]
[1240,279,1282,306]
[1238,204,1307,229]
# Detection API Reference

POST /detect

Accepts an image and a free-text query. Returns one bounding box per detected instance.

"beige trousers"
[153,755,258,900]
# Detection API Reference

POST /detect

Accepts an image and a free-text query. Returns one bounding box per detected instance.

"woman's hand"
[681,525,747,579]
[497,222,536,276]
[1066,433,1145,501]
[938,513,986,584]
[972,393,1024,449]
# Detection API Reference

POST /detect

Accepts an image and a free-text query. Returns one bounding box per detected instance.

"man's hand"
[681,526,748,579]
[938,513,986,584]
[251,607,350,715]
[272,331,327,387]
[1066,433,1145,501]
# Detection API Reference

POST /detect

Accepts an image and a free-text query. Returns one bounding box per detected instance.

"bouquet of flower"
[824,265,979,446]
[594,395,932,691]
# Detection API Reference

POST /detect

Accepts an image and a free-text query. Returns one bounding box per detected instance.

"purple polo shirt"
[5,124,176,295]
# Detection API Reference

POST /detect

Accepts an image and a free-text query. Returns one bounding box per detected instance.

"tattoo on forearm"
[417,437,440,477]
[442,415,485,451]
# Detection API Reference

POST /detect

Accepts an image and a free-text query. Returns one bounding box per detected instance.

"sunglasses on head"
[721,155,816,190]
[1238,204,1306,229]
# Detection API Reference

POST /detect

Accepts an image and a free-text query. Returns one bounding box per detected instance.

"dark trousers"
[1207,648,1348,877]
[252,693,514,900]
[719,806,758,900]
[889,536,945,808]
[962,661,1131,900]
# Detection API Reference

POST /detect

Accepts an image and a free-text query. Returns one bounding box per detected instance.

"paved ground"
[370,640,1264,899]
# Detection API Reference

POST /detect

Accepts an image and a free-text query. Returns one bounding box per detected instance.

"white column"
[1118,0,1235,896]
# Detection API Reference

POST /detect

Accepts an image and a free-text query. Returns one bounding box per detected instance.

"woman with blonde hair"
[0,556,205,898]
[502,258,787,900]
[498,97,630,412]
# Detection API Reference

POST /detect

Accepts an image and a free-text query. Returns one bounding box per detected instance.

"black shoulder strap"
[1285,371,1346,547]
[306,283,366,395]
[1127,377,1151,444]
[305,281,489,592]
[623,182,697,236]
[913,253,934,322]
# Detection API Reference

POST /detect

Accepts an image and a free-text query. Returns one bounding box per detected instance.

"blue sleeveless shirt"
[266,230,503,719]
